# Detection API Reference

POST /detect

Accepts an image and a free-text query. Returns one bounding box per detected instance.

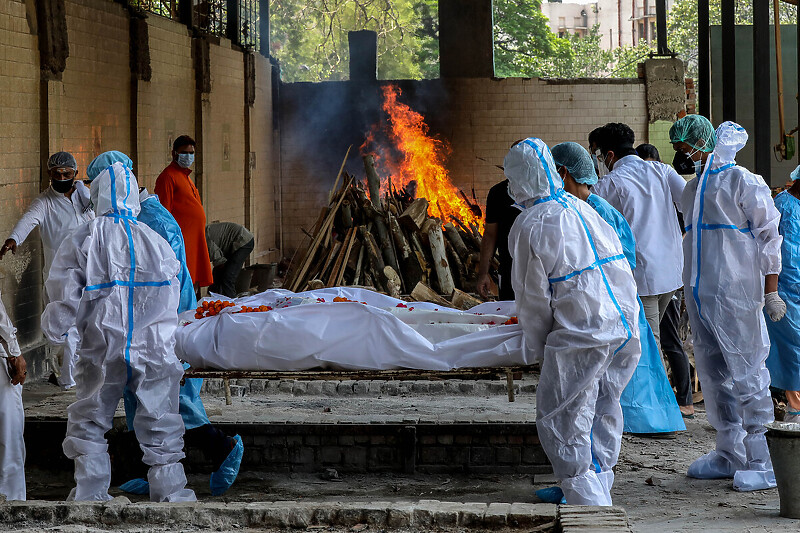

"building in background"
[542,0,673,51]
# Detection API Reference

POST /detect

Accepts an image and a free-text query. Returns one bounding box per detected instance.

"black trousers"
[659,293,693,407]
[184,424,233,471]
[212,238,255,298]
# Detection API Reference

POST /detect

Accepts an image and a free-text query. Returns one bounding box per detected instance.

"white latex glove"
[765,292,787,322]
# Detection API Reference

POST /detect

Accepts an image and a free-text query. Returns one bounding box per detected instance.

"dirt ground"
[19,383,800,532]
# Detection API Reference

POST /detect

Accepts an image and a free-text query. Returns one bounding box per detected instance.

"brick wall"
[0,0,276,370]
[0,0,44,350]
[250,55,279,259]
[279,77,648,254]
[58,0,132,170]
[204,38,246,226]
[135,15,195,190]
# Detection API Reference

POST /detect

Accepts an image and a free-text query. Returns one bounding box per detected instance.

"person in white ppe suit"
[0,291,27,501]
[506,138,641,506]
[0,152,94,389]
[672,117,783,492]
[41,155,196,502]
[589,123,685,353]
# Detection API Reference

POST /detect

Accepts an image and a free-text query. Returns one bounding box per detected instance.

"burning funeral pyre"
[285,86,497,309]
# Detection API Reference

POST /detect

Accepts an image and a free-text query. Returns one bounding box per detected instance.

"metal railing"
[128,0,260,49]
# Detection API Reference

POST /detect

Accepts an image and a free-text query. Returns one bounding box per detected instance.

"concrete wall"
[278,76,648,254]
[0,0,277,366]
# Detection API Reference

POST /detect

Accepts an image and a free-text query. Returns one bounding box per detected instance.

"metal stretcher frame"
[183,365,540,405]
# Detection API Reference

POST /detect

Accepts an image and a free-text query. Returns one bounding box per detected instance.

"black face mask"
[671,151,695,175]
[51,178,75,194]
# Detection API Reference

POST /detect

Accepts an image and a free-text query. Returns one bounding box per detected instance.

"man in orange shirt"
[154,136,213,288]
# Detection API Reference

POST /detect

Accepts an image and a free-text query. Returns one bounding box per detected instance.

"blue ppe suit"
[586,194,685,434]
[123,190,209,431]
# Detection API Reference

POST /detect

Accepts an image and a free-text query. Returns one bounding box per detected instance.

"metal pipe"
[698,0,711,118]
[774,0,787,158]
[655,0,669,55]
[753,0,771,181]
[721,0,736,121]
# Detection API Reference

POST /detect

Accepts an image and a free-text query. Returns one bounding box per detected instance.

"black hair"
[173,135,196,152]
[591,123,637,158]
[635,143,661,162]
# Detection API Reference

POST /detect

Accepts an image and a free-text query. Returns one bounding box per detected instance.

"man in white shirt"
[589,123,686,351]
[0,152,94,388]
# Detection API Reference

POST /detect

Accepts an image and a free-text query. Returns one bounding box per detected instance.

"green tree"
[493,0,565,77]
[270,0,439,82]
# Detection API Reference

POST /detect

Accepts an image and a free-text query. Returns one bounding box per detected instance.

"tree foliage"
[270,0,439,82]
[270,0,663,82]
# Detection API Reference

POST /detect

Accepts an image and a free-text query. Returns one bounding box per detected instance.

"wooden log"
[373,216,401,279]
[284,206,328,288]
[288,176,353,292]
[399,198,429,231]
[328,145,352,204]
[445,239,466,290]
[427,221,455,295]
[444,222,469,259]
[359,226,388,291]
[335,228,358,286]
[452,217,482,250]
[383,266,402,298]
[327,227,355,287]
[352,243,366,285]
[389,215,423,291]
[316,241,341,282]
[340,200,353,229]
[410,282,452,307]
[363,155,383,212]
[451,288,482,310]
[306,279,325,290]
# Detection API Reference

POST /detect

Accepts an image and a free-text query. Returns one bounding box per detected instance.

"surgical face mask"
[592,154,609,179]
[672,148,702,175]
[51,178,75,194]
[176,153,195,168]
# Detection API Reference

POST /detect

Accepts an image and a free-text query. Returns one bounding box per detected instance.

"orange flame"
[364,85,484,232]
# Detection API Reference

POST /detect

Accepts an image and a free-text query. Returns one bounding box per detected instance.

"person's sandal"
[680,405,695,419]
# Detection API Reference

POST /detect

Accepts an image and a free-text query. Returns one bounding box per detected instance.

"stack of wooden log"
[284,152,494,309]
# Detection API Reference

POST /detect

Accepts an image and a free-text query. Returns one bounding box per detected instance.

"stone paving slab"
[558,506,633,532]
[0,498,561,530]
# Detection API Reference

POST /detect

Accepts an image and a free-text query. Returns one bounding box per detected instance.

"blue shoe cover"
[535,486,566,504]
[687,451,741,479]
[210,435,243,496]
[119,478,150,495]
[733,469,777,492]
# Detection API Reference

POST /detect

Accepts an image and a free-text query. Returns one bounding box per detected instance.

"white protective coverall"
[8,183,93,389]
[0,291,25,501]
[682,121,782,491]
[41,161,195,502]
[506,138,641,506]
